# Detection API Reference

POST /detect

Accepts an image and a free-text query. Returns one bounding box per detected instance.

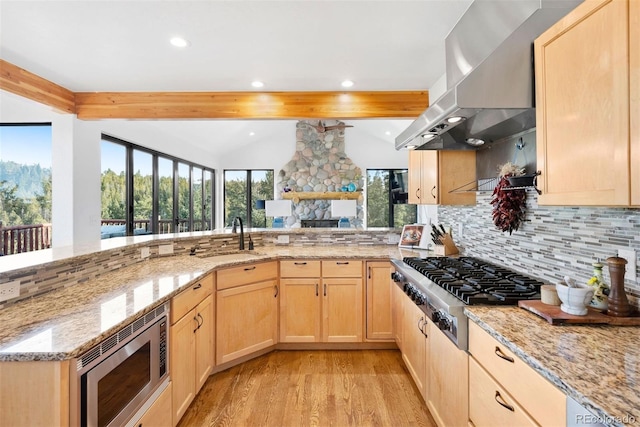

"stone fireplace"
[276,120,364,228]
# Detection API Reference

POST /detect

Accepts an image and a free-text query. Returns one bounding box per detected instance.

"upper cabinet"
[535,0,639,206]
[408,150,476,205]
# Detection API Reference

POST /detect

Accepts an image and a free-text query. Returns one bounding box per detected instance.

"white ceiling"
[0,0,473,154]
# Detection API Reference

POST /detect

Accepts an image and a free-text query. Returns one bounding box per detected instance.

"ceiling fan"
[306,120,354,133]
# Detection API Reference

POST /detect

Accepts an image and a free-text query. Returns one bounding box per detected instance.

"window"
[0,123,53,254]
[366,169,416,228]
[100,135,214,238]
[224,170,274,228]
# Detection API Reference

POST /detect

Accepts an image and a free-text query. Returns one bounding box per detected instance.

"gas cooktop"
[402,256,544,305]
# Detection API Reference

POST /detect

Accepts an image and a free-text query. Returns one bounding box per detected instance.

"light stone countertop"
[0,245,418,362]
[465,306,640,427]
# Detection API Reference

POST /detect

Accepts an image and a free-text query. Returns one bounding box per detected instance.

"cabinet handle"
[431,185,436,199]
[368,266,371,279]
[418,317,424,333]
[193,316,199,333]
[274,285,279,298]
[336,262,349,265]
[197,313,203,329]
[494,346,515,363]
[494,391,515,412]
[294,262,307,265]
[193,283,202,290]
[324,283,327,297]
[416,188,420,200]
[316,283,319,297]
[244,266,256,271]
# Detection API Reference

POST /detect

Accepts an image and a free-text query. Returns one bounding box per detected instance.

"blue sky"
[0,125,52,168]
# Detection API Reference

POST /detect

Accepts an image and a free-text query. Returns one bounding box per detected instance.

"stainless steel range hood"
[395,0,582,151]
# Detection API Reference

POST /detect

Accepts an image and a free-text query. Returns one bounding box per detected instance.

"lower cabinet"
[427,318,469,427]
[365,261,393,341]
[170,276,214,426]
[401,296,428,401]
[391,282,404,351]
[216,279,278,365]
[468,321,566,426]
[136,382,173,427]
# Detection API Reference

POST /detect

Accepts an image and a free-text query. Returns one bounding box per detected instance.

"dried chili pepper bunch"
[490,162,527,235]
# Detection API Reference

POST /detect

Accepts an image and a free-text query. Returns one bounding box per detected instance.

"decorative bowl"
[556,282,594,316]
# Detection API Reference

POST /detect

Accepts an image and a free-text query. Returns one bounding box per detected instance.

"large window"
[101,136,214,238]
[224,170,274,228]
[366,169,417,228]
[0,123,53,254]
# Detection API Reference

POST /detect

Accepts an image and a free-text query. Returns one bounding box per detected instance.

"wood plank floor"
[178,350,436,427]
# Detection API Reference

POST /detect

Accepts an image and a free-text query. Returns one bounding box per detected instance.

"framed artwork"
[399,224,429,249]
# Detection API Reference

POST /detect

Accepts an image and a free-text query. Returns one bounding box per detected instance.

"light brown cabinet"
[170,275,214,426]
[535,0,639,206]
[280,260,363,343]
[391,282,404,350]
[468,321,566,426]
[408,150,476,205]
[401,296,428,401]
[216,261,278,365]
[136,382,172,427]
[427,317,468,427]
[365,261,393,341]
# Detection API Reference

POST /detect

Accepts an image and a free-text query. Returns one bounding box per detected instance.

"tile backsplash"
[439,191,640,308]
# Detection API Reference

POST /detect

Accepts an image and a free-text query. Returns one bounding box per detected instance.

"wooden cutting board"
[518,300,640,325]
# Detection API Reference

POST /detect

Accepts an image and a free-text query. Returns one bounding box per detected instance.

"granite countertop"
[466,306,640,427]
[0,245,418,362]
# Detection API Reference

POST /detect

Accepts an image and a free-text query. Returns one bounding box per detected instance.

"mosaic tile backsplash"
[439,191,640,308]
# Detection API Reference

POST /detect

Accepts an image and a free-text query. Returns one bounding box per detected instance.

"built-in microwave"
[74,303,169,427]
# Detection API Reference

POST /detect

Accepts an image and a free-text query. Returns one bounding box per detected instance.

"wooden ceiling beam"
[74,91,428,119]
[0,60,76,114]
[1,60,428,119]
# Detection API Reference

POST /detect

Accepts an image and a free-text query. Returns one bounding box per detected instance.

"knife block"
[434,234,459,256]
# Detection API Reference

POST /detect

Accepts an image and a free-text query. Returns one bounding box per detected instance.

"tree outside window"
[224,170,274,228]
[367,169,416,228]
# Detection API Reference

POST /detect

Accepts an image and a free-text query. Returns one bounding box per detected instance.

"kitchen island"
[466,306,640,427]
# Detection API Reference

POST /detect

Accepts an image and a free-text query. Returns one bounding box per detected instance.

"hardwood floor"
[178,350,436,427]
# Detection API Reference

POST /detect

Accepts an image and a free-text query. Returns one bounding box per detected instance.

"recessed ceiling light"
[249,132,255,136]
[170,37,190,48]
[447,116,464,124]
[251,81,264,88]
[385,131,391,136]
[341,80,354,88]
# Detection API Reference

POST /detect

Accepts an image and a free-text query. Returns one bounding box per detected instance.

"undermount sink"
[194,251,264,261]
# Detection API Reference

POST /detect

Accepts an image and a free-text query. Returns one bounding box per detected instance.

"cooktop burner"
[402,256,543,305]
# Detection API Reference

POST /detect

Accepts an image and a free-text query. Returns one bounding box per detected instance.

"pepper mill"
[606,256,632,317]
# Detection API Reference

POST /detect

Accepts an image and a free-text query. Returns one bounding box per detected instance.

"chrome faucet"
[232,217,245,250]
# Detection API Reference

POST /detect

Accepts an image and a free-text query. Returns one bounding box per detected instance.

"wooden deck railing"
[0,223,52,256]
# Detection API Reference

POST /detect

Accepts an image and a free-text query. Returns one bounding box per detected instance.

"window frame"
[101,135,215,236]
[365,168,416,228]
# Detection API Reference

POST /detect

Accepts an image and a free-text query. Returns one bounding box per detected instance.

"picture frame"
[398,224,429,249]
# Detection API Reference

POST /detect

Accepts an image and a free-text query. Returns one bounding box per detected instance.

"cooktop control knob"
[391,271,405,282]
[437,315,451,331]
[415,294,425,305]
[431,311,441,323]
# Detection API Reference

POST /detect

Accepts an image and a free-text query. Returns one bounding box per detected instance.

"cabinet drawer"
[322,260,363,277]
[217,261,278,290]
[469,358,537,427]
[171,274,214,324]
[280,260,321,277]
[468,322,566,426]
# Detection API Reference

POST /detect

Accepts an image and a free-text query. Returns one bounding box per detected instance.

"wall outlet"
[618,249,637,282]
[0,281,20,302]
[140,247,150,259]
[158,244,174,255]
[277,235,290,244]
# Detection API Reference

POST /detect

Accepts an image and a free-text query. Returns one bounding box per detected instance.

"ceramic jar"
[587,262,609,311]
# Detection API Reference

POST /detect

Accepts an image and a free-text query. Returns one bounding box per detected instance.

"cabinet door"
[170,310,197,426]
[402,299,427,399]
[195,295,214,393]
[216,279,278,365]
[366,261,393,341]
[391,282,404,350]
[279,278,321,343]
[408,150,424,204]
[631,0,640,206]
[535,0,630,205]
[438,151,476,206]
[137,382,172,427]
[427,319,468,427]
[322,278,363,342]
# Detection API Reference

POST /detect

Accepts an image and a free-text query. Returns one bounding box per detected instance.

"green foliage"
[367,169,417,228]
[101,169,126,220]
[0,167,52,227]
